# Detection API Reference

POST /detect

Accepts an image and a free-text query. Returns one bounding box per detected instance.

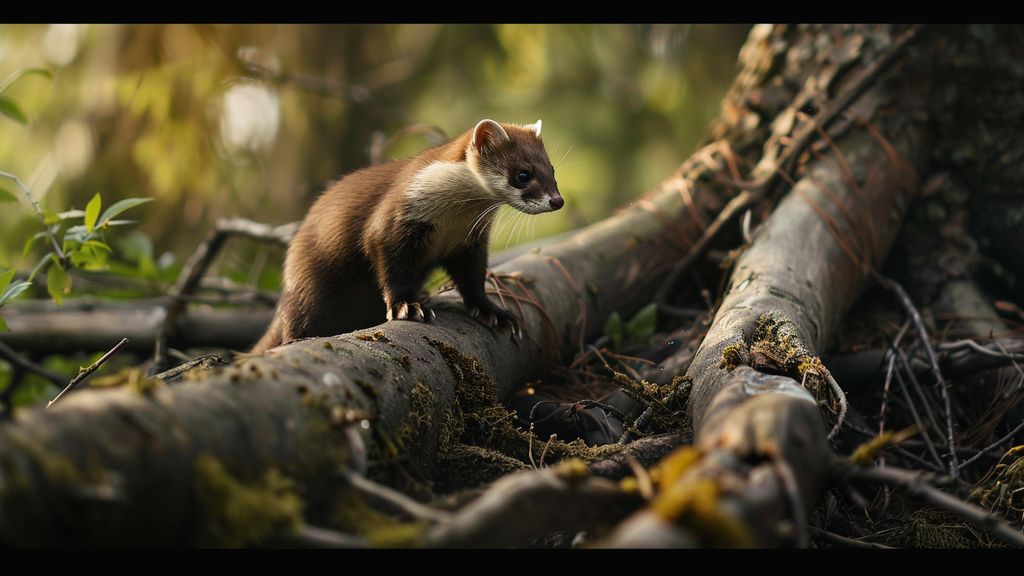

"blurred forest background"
[0,24,749,281]
[0,24,748,403]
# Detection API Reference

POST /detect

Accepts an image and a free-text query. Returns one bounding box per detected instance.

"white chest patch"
[404,161,502,258]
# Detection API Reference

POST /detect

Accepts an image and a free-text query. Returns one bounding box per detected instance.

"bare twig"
[340,470,450,524]
[151,354,230,383]
[809,526,895,549]
[0,339,64,387]
[846,465,1024,548]
[959,419,1024,469]
[893,367,945,469]
[153,218,297,371]
[0,169,40,213]
[883,277,959,478]
[423,463,639,547]
[47,338,129,408]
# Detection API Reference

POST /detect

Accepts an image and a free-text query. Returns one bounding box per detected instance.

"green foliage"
[627,302,658,342]
[0,66,50,124]
[84,193,101,233]
[46,258,70,304]
[603,303,659,351]
[604,311,624,350]
[0,95,27,124]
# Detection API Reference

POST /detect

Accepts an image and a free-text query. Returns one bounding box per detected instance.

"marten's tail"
[251,316,284,354]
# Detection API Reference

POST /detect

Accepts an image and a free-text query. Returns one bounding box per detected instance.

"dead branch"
[0,298,272,354]
[844,465,1024,547]
[423,460,639,547]
[47,338,129,408]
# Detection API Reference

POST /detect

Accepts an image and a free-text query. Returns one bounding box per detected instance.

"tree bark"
[603,24,930,547]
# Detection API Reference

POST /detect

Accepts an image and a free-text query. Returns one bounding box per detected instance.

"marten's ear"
[471,119,510,154]
[531,119,542,137]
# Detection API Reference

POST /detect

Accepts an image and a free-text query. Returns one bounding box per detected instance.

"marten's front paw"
[468,303,522,339]
[387,301,436,322]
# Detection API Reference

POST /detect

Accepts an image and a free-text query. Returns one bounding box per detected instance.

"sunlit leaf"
[83,240,112,252]
[0,269,14,295]
[0,67,51,94]
[47,262,71,305]
[42,211,61,225]
[0,187,17,203]
[85,193,101,233]
[98,198,153,227]
[625,303,658,342]
[63,237,82,255]
[0,94,27,124]
[0,281,32,305]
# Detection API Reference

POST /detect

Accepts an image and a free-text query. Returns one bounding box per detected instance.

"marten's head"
[467,119,563,215]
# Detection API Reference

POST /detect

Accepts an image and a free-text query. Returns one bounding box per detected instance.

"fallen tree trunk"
[0,117,734,545]
[604,24,930,547]
[0,298,273,354]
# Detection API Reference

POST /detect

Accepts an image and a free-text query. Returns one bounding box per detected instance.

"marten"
[251,119,563,353]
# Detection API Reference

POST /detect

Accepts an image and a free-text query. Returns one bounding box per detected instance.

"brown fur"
[252,120,561,353]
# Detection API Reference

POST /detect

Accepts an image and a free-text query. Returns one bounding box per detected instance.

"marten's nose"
[549,195,564,210]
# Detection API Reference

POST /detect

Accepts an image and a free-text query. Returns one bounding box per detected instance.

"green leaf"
[42,211,61,225]
[83,240,111,252]
[98,198,153,227]
[603,311,623,351]
[70,244,109,271]
[0,67,51,94]
[625,303,658,343]
[0,314,7,333]
[0,186,17,203]
[47,264,71,305]
[0,281,32,305]
[85,193,101,233]
[22,233,45,258]
[0,269,14,296]
[62,237,82,255]
[115,231,153,264]
[0,94,27,124]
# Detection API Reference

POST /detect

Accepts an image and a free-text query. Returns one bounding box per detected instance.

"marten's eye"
[516,170,532,184]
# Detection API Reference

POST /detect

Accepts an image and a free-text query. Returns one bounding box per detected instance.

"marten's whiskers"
[466,202,504,243]
[554,144,574,168]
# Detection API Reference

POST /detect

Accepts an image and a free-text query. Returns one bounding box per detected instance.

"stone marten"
[252,119,563,353]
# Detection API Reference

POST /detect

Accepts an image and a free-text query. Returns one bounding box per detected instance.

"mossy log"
[604,24,931,547]
[0,131,728,546]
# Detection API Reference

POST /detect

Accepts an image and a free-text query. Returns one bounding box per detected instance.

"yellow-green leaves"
[0,94,28,124]
[0,67,51,124]
[85,193,101,233]
[47,256,72,305]
[0,269,32,330]
[97,198,153,230]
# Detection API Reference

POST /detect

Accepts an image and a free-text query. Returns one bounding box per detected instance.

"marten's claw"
[468,305,521,340]
[387,301,433,322]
